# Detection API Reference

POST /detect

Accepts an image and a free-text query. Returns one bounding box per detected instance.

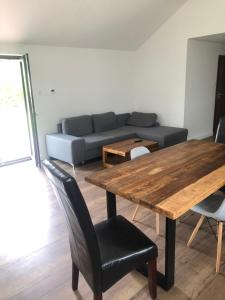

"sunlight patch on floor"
[0,162,51,260]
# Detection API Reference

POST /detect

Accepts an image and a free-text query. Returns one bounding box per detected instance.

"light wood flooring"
[1,160,225,300]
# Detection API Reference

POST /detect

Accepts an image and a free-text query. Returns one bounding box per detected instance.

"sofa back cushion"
[116,113,130,127]
[127,112,157,127]
[62,115,93,137]
[92,112,117,133]
[57,123,63,133]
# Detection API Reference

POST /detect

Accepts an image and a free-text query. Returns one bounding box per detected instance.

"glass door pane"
[0,58,31,165]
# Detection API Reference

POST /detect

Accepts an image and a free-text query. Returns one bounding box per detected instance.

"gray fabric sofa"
[46,112,188,166]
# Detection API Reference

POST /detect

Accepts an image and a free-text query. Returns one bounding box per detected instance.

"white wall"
[184,39,225,139]
[0,44,135,158]
[134,0,225,128]
[2,0,225,159]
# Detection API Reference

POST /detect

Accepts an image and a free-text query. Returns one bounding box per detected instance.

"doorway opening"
[0,58,31,165]
[0,55,41,167]
[184,34,225,140]
[213,55,225,136]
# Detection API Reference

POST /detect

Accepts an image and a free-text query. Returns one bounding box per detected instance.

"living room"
[1,0,225,299]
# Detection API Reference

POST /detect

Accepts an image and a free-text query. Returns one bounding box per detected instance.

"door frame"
[0,54,41,167]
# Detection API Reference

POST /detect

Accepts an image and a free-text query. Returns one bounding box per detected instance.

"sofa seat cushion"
[132,126,188,148]
[83,128,135,150]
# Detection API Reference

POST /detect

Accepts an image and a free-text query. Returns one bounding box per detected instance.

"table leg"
[161,217,176,290]
[106,191,116,219]
[102,149,107,167]
[137,217,176,291]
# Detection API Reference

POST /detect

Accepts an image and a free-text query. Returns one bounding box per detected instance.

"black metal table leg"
[161,217,176,290]
[137,217,176,291]
[106,191,116,219]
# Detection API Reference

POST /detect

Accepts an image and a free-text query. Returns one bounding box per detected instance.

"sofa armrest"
[46,133,85,165]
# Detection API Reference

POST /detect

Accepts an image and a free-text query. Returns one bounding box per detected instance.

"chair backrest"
[213,193,225,221]
[42,160,102,293]
[215,117,225,143]
[130,146,150,160]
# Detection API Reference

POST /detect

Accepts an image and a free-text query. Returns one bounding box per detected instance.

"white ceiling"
[0,0,188,50]
[197,33,225,45]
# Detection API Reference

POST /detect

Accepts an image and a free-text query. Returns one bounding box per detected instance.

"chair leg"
[72,262,79,291]
[187,215,205,247]
[156,213,160,235]
[94,294,102,300]
[147,258,157,299]
[132,203,140,221]
[72,164,75,177]
[216,222,223,273]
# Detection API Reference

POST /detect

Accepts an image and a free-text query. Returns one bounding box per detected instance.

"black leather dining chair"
[43,160,158,300]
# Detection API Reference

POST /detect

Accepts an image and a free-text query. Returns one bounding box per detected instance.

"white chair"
[130,146,150,160]
[130,146,160,235]
[187,192,225,272]
[187,117,225,272]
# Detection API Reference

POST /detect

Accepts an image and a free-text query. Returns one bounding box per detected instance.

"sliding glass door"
[0,54,40,167]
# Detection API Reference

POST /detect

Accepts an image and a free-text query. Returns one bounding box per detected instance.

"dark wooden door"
[213,55,225,135]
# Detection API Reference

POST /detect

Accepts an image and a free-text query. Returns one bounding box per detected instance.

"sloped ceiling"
[0,0,188,50]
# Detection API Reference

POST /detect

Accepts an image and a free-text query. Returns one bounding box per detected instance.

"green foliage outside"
[0,83,23,109]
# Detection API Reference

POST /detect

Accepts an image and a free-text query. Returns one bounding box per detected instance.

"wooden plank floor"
[1,160,225,299]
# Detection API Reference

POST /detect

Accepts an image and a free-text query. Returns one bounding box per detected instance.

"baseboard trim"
[187,132,213,140]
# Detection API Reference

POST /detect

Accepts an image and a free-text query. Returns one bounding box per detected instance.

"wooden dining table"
[85,140,225,290]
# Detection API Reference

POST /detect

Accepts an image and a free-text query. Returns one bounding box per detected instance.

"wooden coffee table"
[102,138,158,167]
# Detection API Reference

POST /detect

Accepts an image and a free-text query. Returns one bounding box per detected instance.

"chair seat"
[192,193,225,221]
[94,215,157,292]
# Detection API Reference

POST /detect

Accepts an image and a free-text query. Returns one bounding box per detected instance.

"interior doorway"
[0,55,41,167]
[184,34,225,140]
[213,55,225,135]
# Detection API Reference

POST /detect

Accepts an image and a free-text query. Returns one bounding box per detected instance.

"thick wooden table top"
[86,140,225,220]
[103,138,158,156]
